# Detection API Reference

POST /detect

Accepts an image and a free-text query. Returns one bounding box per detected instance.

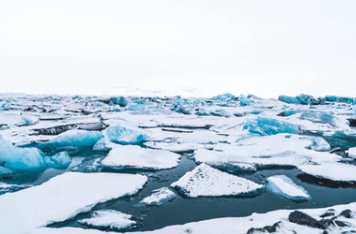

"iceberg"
[0,136,46,171]
[101,145,180,170]
[16,115,40,127]
[111,96,129,107]
[278,95,300,104]
[210,93,235,102]
[323,95,356,104]
[171,164,263,198]
[106,125,148,145]
[78,210,137,231]
[299,112,347,128]
[243,118,300,135]
[140,187,176,206]
[299,163,356,182]
[0,166,14,178]
[267,175,311,201]
[0,172,147,234]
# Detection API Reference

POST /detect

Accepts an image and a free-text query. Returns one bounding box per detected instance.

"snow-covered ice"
[106,124,148,145]
[267,175,311,201]
[299,163,356,182]
[101,145,180,170]
[0,172,147,234]
[171,163,263,198]
[347,147,356,158]
[78,210,137,231]
[140,187,176,206]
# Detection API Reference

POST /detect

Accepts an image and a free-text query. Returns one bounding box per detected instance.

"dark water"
[48,152,356,232]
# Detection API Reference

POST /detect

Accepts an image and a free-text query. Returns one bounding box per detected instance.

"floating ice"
[0,166,14,178]
[171,164,263,198]
[43,151,72,169]
[299,112,348,128]
[323,95,356,104]
[299,163,356,182]
[144,141,209,153]
[0,172,147,234]
[210,93,235,102]
[111,96,129,107]
[106,124,148,145]
[279,94,320,105]
[194,134,338,169]
[239,94,254,106]
[0,136,46,171]
[267,175,310,201]
[78,210,137,231]
[140,187,176,206]
[35,130,104,150]
[243,118,300,135]
[17,115,40,127]
[101,145,180,170]
[278,95,300,104]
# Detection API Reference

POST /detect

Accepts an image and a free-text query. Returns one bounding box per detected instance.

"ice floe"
[78,210,137,231]
[140,187,176,206]
[299,163,356,182]
[0,172,147,234]
[171,163,263,198]
[267,175,311,201]
[101,145,180,170]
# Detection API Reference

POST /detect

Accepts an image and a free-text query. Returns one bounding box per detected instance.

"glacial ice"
[278,95,300,104]
[171,164,263,198]
[299,163,356,182]
[78,210,137,231]
[267,175,311,201]
[243,118,300,135]
[17,115,40,127]
[101,145,180,170]
[111,96,129,107]
[239,94,254,106]
[0,136,46,170]
[43,151,72,169]
[323,95,356,104]
[106,124,148,145]
[279,94,320,105]
[0,172,147,234]
[35,130,104,150]
[140,187,176,206]
[0,166,14,178]
[299,112,347,128]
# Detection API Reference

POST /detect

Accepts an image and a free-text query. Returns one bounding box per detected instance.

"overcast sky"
[0,0,355,98]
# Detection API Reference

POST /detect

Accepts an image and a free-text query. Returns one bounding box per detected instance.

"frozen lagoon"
[1,93,356,233]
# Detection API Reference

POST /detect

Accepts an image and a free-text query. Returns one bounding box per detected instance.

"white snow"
[78,210,137,231]
[194,134,339,170]
[102,145,180,170]
[347,147,356,159]
[267,175,311,201]
[0,172,147,234]
[299,163,356,182]
[140,187,176,206]
[171,163,263,198]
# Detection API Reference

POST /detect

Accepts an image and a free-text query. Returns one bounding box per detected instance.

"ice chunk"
[140,187,176,206]
[44,152,72,169]
[111,96,129,107]
[324,95,356,104]
[347,147,356,159]
[267,175,310,201]
[36,130,103,150]
[106,124,148,145]
[78,210,137,231]
[0,172,147,234]
[299,163,356,182]
[299,112,347,128]
[71,156,104,172]
[0,166,14,178]
[279,94,320,105]
[239,94,254,106]
[171,164,263,198]
[210,93,235,101]
[278,95,300,104]
[243,118,300,135]
[16,115,40,127]
[0,136,46,171]
[102,145,180,170]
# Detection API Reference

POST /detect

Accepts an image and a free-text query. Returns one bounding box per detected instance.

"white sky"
[0,0,355,98]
